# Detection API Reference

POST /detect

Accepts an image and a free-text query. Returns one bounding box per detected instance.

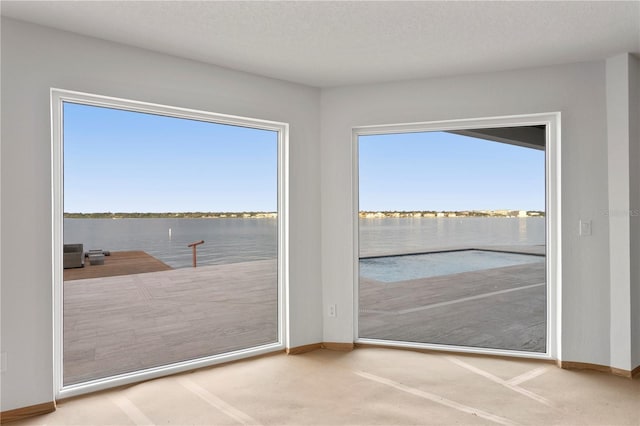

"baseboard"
[355,342,557,364]
[321,342,354,352]
[610,366,634,378]
[357,343,638,379]
[287,343,322,355]
[287,342,354,354]
[560,361,612,374]
[0,401,56,424]
[560,361,637,378]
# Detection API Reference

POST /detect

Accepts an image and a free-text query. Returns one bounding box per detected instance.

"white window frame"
[352,112,561,361]
[51,88,289,399]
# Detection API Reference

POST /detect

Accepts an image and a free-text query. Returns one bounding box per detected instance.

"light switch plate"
[579,219,592,236]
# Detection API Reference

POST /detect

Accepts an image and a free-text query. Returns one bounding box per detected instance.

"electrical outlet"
[579,219,592,236]
[328,304,337,318]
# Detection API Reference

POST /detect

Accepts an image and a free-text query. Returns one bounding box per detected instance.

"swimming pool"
[359,249,544,283]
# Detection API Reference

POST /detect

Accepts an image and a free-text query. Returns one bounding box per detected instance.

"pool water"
[359,249,544,283]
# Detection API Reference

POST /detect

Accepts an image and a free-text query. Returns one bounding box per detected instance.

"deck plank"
[64,251,172,281]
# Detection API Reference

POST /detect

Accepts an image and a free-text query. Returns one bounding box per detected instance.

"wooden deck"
[359,255,546,352]
[63,260,278,385]
[64,251,172,281]
[62,245,546,386]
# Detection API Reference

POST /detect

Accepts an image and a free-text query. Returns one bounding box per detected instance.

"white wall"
[605,53,640,373]
[606,54,633,372]
[320,62,613,365]
[630,54,640,369]
[0,18,322,411]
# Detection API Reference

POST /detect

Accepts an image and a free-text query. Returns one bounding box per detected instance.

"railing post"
[187,240,204,267]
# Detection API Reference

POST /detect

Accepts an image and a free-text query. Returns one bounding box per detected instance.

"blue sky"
[64,102,544,213]
[359,132,545,211]
[63,102,278,213]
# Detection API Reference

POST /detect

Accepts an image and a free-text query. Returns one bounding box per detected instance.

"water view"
[60,99,549,385]
[359,216,545,257]
[64,216,544,269]
[61,101,283,386]
[356,127,547,353]
[64,217,278,269]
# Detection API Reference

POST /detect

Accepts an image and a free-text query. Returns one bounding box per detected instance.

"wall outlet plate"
[328,304,337,317]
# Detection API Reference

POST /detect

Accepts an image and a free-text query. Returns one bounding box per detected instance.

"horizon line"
[64,209,545,215]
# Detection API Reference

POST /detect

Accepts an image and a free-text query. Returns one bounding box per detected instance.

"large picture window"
[354,115,560,358]
[52,89,288,397]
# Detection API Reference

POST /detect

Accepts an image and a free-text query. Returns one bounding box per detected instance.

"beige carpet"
[11,348,640,425]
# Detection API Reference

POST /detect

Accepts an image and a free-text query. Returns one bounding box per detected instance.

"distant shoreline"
[64,212,277,219]
[360,210,545,218]
[64,210,545,219]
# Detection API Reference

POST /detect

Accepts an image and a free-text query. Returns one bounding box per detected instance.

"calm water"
[64,218,277,269]
[64,217,545,268]
[359,217,545,257]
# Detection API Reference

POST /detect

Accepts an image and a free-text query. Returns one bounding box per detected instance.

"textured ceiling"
[2,1,639,88]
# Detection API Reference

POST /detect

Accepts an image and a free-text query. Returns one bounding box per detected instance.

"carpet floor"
[9,347,640,425]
